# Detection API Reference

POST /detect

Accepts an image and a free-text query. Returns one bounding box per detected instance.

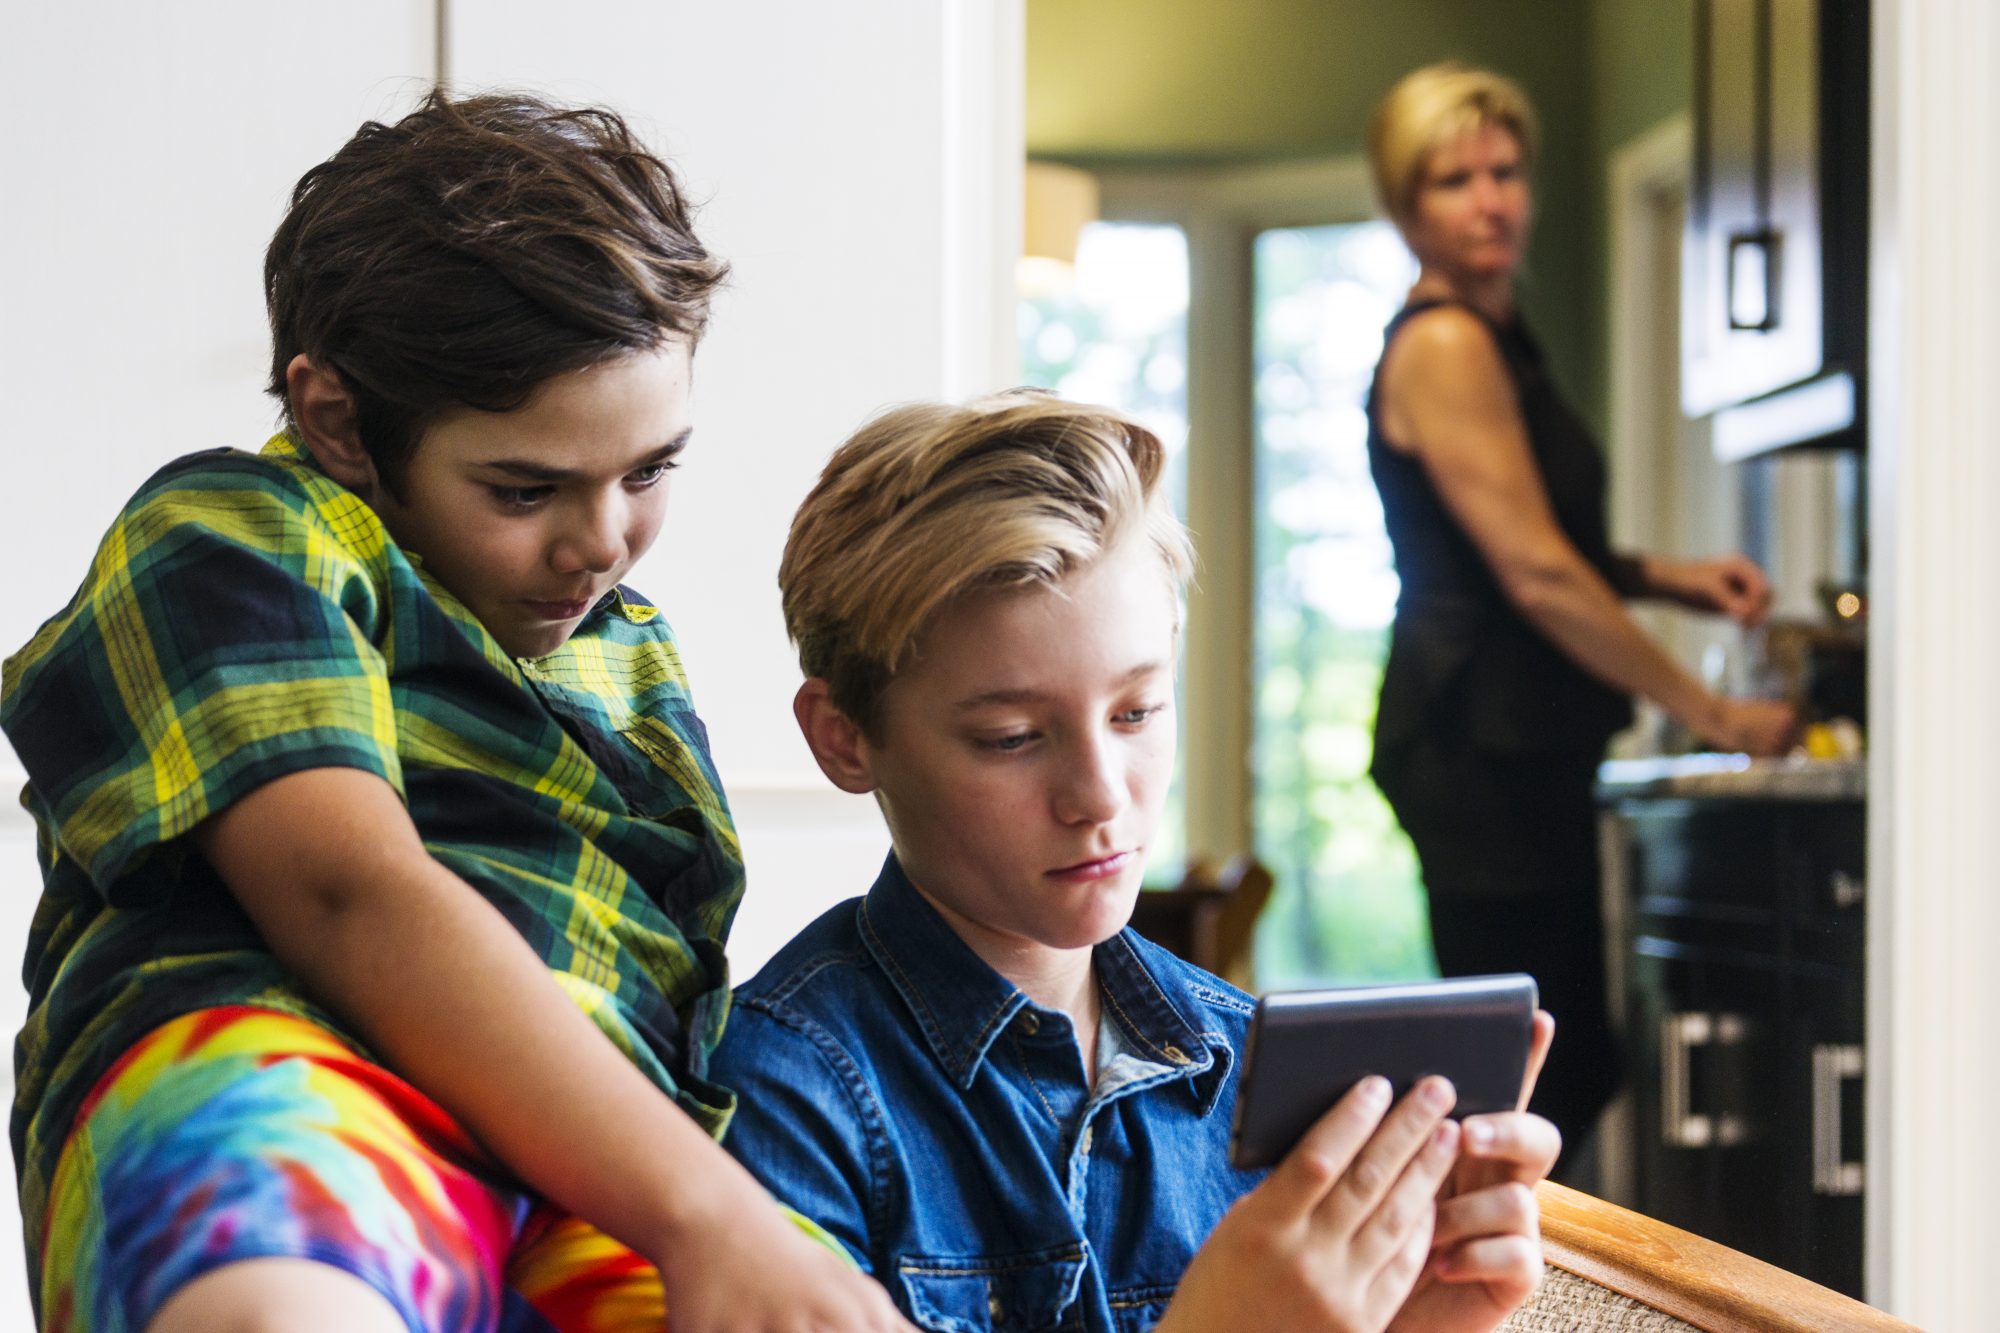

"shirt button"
[1019,1011,1041,1036]
[988,1290,1004,1319]
[1163,1044,1190,1065]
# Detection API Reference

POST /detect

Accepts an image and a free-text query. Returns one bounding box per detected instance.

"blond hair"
[780,393,1194,735]
[1368,62,1539,234]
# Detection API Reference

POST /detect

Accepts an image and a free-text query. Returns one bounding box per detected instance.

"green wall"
[1027,0,1694,432]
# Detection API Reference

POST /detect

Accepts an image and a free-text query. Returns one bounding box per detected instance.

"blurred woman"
[1362,63,1795,1163]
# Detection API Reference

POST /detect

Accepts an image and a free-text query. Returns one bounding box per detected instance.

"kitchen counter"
[1597,753,1866,801]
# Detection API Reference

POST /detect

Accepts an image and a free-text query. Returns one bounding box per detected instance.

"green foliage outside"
[1251,223,1436,987]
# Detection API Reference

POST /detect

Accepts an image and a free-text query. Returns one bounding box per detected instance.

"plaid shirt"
[0,433,745,1243]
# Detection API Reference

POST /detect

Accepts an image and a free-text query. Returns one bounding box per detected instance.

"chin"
[1086,878,1149,945]
[500,626,570,659]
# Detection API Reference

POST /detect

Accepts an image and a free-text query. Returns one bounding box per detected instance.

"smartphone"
[1227,973,1537,1170]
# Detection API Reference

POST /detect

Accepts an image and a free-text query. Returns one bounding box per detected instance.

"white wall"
[1,7,438,1321]
[0,2,1020,1320]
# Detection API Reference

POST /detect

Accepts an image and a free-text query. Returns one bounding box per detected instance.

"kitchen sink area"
[1598,752,1865,802]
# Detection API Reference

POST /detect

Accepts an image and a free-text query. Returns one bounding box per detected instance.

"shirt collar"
[858,855,1231,1112]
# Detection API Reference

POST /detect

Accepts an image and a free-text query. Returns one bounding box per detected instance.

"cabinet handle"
[1831,870,1865,908]
[1812,1043,1865,1196]
[1660,1011,1749,1148]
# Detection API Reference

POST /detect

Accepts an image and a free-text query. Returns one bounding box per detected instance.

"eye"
[977,731,1037,754]
[1435,169,1471,190]
[1115,703,1167,728]
[627,460,678,488]
[489,485,555,511]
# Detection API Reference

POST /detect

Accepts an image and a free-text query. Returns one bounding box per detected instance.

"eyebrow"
[475,429,691,483]
[952,661,1169,712]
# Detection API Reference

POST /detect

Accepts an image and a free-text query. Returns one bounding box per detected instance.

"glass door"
[1249,221,1430,984]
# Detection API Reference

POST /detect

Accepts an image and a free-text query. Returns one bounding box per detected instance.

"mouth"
[1046,850,1137,882]
[523,596,595,621]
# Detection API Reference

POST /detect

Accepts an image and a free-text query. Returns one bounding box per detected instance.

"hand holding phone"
[1229,974,1538,1171]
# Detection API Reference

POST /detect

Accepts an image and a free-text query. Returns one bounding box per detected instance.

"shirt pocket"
[1106,1284,1175,1333]
[895,1243,1088,1333]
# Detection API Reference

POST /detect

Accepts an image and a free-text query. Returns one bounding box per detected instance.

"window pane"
[1018,222,1189,882]
[1250,222,1433,985]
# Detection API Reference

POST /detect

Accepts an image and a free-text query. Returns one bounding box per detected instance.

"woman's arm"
[1623,552,1773,626]
[1376,307,1793,755]
[196,765,912,1333]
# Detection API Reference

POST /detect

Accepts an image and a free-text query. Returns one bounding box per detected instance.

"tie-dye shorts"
[37,1006,758,1332]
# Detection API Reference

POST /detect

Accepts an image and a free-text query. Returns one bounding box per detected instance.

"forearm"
[1504,559,1722,735]
[1614,552,1688,603]
[298,855,749,1263]
[199,768,757,1273]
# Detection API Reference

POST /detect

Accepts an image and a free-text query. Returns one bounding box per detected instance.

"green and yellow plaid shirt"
[0,433,745,1236]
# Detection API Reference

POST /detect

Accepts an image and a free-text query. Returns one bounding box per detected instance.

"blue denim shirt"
[713,856,1265,1333]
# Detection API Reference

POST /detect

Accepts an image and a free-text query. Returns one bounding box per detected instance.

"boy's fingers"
[1254,1076,1396,1217]
[1360,1168,1440,1304]
[1317,1078,1456,1237]
[1460,1111,1561,1186]
[1431,1180,1539,1252]
[1517,1010,1555,1111]
[1430,1233,1545,1298]
[1350,1115,1459,1273]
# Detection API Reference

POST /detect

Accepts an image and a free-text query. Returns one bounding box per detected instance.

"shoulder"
[1378,307,1524,451]
[134,440,352,514]
[118,440,390,570]
[714,900,897,1125]
[727,898,880,1036]
[1382,305,1509,384]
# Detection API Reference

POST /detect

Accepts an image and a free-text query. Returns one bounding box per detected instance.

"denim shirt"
[713,856,1266,1333]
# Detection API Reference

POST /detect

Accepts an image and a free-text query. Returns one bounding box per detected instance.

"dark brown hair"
[265,91,728,488]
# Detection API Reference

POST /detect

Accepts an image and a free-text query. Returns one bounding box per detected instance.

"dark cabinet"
[1683,0,1869,456]
[1611,797,1864,1296]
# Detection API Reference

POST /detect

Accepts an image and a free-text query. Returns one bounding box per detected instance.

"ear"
[793,678,878,795]
[284,354,381,498]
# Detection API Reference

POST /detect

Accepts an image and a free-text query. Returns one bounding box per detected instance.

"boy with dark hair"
[2,92,910,1333]
[714,393,1560,1333]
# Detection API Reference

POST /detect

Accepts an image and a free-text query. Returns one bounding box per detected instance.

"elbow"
[1497,557,1584,622]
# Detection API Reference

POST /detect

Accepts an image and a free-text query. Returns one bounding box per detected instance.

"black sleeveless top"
[1366,300,1634,757]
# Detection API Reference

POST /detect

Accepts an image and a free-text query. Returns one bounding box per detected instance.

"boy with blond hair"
[714,394,1560,1333]
[2,92,909,1333]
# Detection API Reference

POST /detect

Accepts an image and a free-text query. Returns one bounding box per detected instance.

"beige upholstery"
[1504,1264,1703,1331]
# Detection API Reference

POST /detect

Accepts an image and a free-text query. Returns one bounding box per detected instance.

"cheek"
[629,492,671,558]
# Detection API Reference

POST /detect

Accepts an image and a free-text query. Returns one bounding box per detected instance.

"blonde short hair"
[1368,62,1539,234]
[780,392,1194,735]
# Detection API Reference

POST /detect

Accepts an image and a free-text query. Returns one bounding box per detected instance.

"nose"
[1470,171,1503,212]
[550,494,626,576]
[1053,731,1128,828]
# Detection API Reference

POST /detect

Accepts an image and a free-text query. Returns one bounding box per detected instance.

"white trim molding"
[1605,114,1692,556]
[1868,0,2000,1322]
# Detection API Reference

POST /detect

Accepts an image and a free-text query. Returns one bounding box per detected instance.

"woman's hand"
[1156,1076,1463,1333]
[1701,695,1801,757]
[1645,553,1774,627]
